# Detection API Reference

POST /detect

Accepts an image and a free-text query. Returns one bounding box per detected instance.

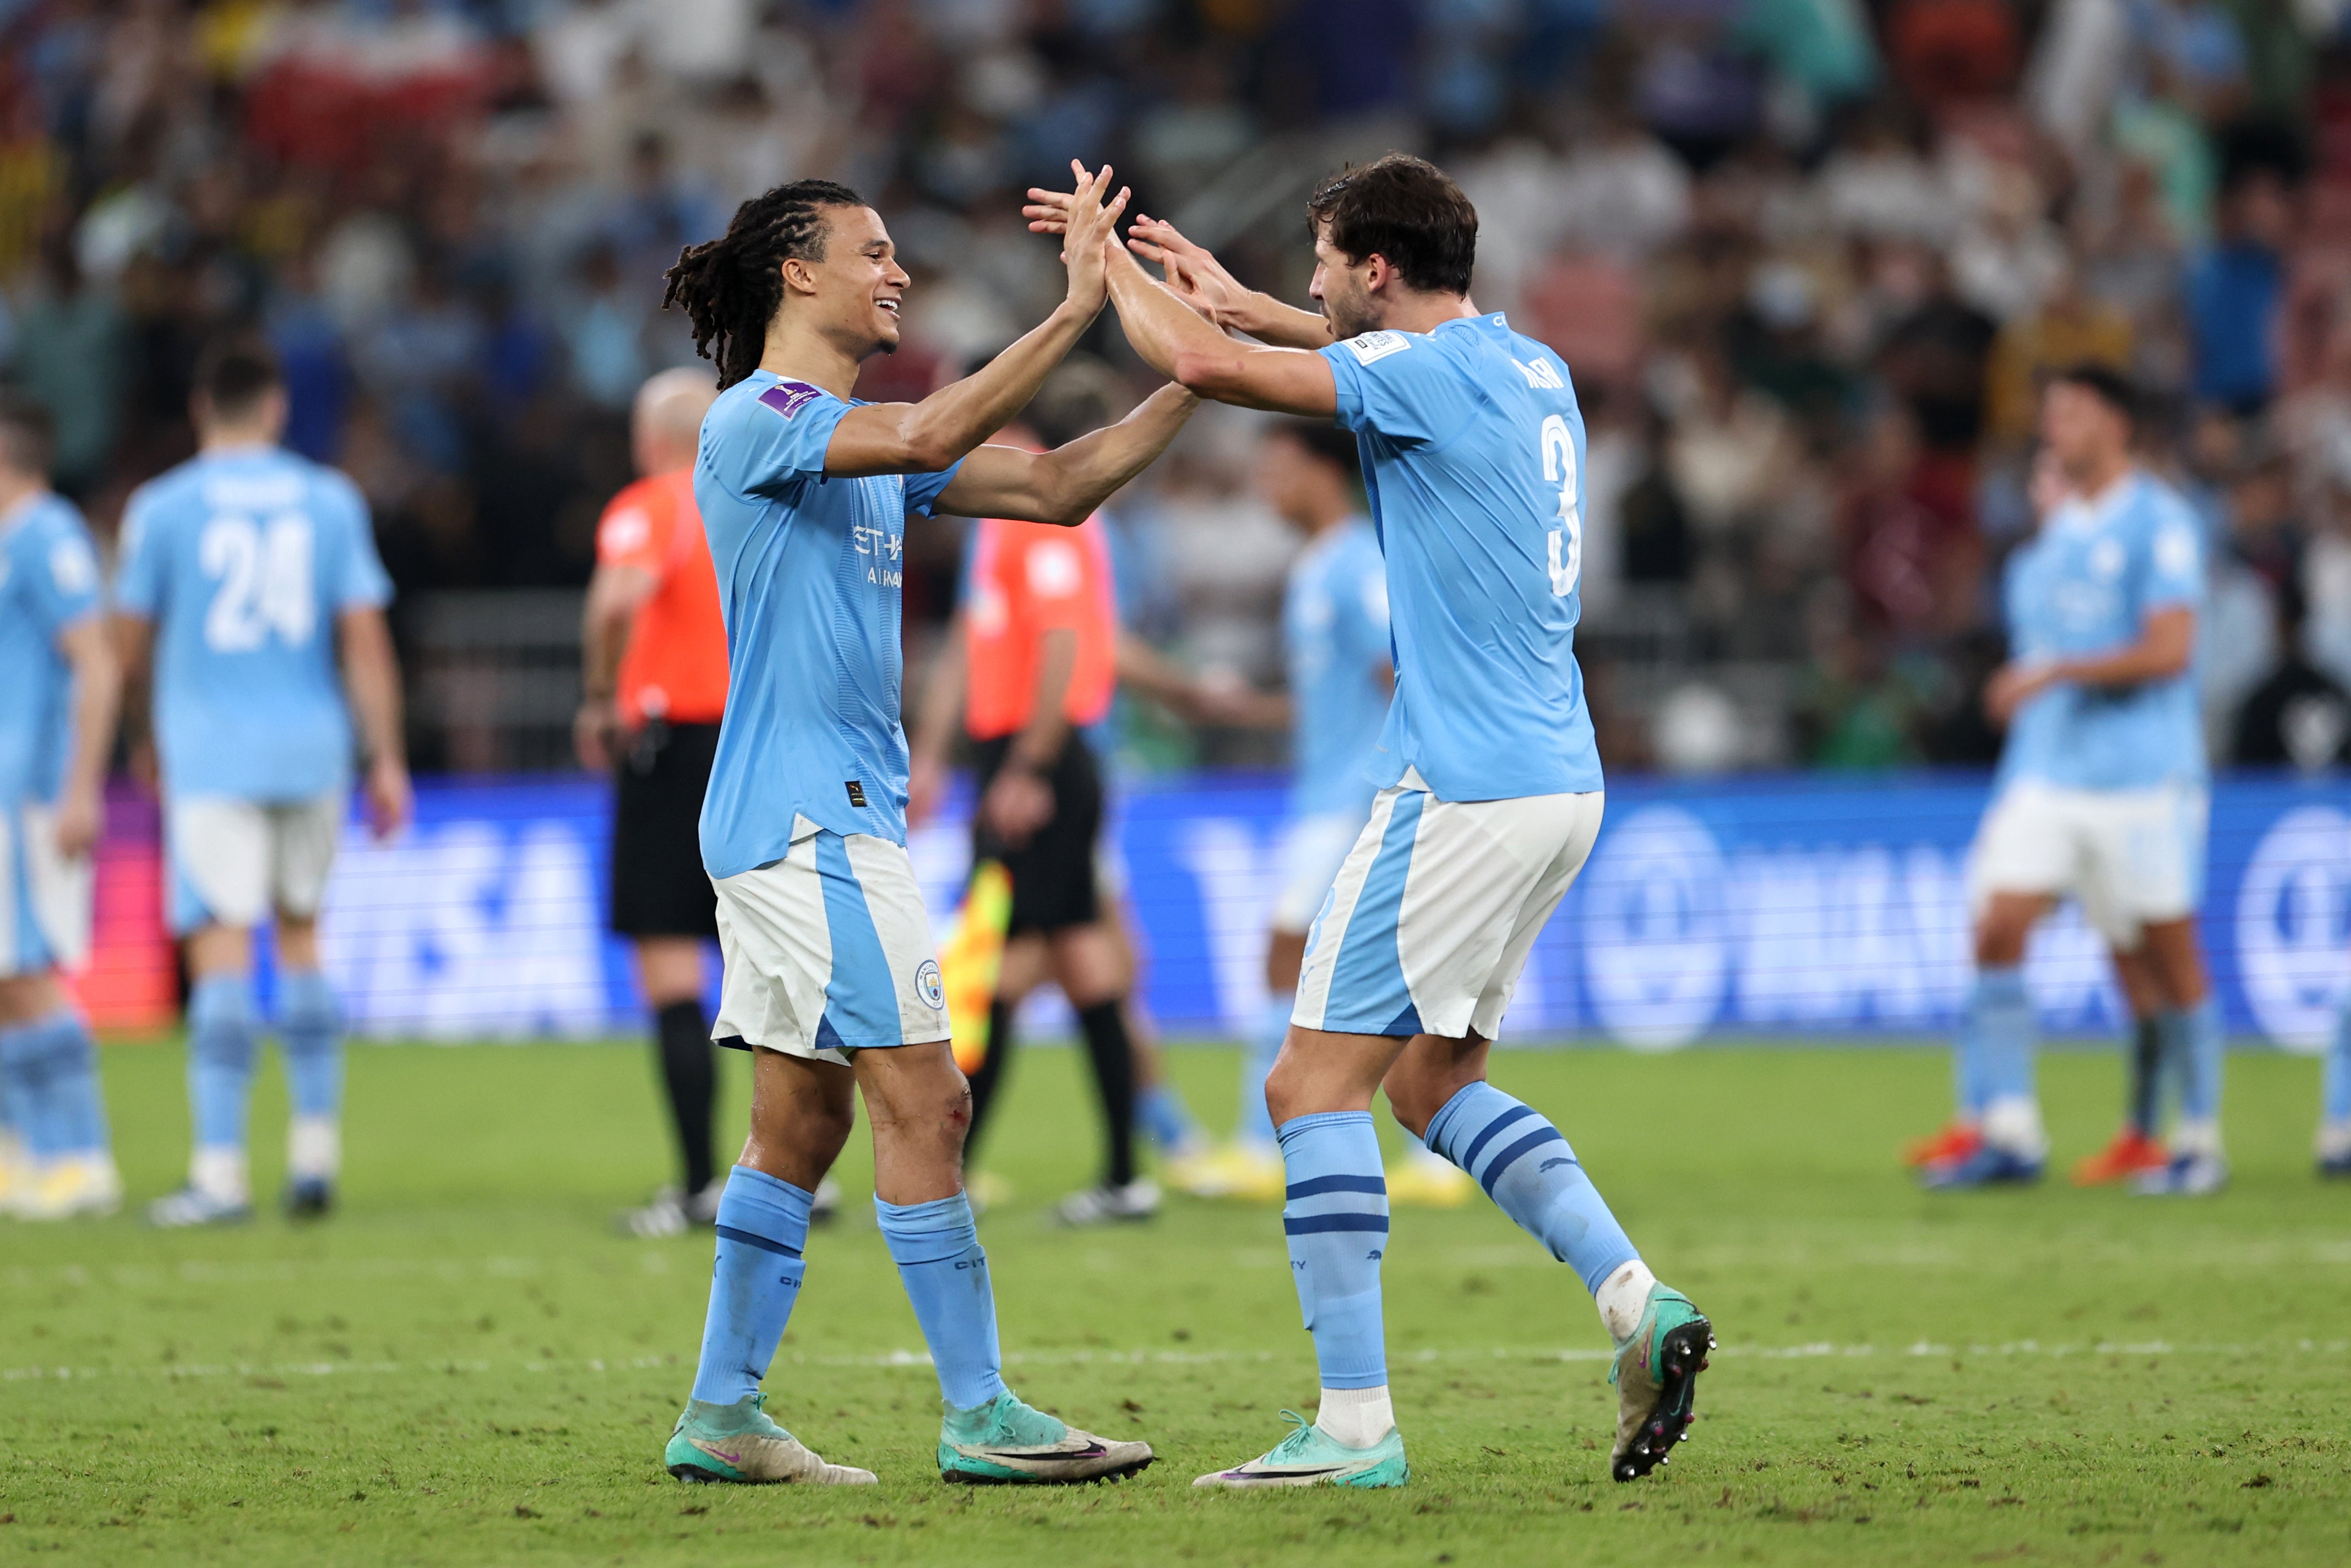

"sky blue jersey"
[114,447,390,801]
[1998,469,2206,792]
[0,493,103,805]
[1286,515,1390,819]
[1320,313,1604,801]
[695,372,962,878]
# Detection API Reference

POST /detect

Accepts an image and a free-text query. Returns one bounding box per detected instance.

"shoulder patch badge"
[1343,331,1412,365]
[758,380,825,420]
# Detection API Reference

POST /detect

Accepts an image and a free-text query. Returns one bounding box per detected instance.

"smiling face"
[1308,223,1380,340]
[781,204,910,358]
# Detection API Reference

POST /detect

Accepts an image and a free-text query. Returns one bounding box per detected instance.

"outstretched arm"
[1022,193,1336,351]
[825,166,1131,477]
[933,382,1199,524]
[51,616,121,857]
[1106,246,1337,415]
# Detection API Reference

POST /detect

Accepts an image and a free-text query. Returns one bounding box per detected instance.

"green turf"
[4,1037,2348,1566]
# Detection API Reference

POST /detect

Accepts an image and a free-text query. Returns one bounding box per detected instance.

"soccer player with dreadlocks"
[655,170,1196,1487]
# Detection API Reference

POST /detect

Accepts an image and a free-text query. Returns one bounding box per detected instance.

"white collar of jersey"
[2052,467,2142,535]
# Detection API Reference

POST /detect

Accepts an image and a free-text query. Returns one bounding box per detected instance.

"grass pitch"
[3,1037,2347,1566]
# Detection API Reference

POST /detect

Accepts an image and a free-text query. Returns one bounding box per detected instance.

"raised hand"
[1124,214,1249,326]
[1053,160,1130,318]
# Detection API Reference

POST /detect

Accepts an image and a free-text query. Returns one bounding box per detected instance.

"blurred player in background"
[2325,989,2351,1177]
[577,368,793,1238]
[655,173,1188,1485]
[1036,153,1713,1489]
[0,394,122,1220]
[1179,420,1468,1208]
[1904,451,2175,1189]
[1920,366,2221,1196]
[115,340,411,1226]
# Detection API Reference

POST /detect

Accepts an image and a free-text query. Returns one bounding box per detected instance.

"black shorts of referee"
[970,729,1104,935]
[609,718,720,939]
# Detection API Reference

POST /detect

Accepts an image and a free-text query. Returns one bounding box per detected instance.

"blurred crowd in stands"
[4,0,2351,776]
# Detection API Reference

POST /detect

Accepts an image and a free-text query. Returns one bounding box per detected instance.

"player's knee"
[1973,918,2028,968]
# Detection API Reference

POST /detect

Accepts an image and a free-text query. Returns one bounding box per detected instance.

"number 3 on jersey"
[202,513,316,651]
[1539,413,1580,598]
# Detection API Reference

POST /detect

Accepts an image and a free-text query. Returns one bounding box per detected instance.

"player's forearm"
[1031,384,1199,522]
[579,575,640,701]
[61,628,121,806]
[1009,630,1077,771]
[340,615,407,767]
[1229,293,1335,351]
[912,623,968,766]
[2051,611,2195,689]
[1107,249,1237,384]
[895,301,1097,472]
[111,615,154,753]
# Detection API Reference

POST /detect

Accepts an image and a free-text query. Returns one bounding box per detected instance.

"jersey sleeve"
[1320,331,1476,447]
[25,514,102,638]
[2138,496,2203,614]
[111,486,166,618]
[709,380,852,497]
[901,458,967,519]
[1008,527,1098,631]
[323,475,393,611]
[595,487,670,575]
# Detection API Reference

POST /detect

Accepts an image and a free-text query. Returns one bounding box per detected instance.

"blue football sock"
[1136,1081,1201,1154]
[187,973,259,1157]
[1277,1110,1389,1390]
[874,1192,1006,1410]
[1951,1000,1991,1120]
[1424,1082,1639,1294]
[1237,999,1286,1147]
[2162,997,2225,1126]
[689,1166,812,1405]
[29,1010,107,1156]
[2328,1003,2351,1128]
[0,1016,69,1161]
[1971,967,2036,1107]
[276,968,342,1120]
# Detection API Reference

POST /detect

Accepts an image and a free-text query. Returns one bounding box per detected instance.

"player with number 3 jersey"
[113,339,411,1227]
[1027,152,1712,1490]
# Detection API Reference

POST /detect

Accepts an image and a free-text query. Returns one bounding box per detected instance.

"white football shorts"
[1271,809,1370,934]
[711,815,950,1063]
[1968,778,2208,946]
[166,792,345,935]
[1293,772,1603,1041]
[0,801,94,977]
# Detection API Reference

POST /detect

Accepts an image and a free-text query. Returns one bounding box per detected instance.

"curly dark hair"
[662,179,868,389]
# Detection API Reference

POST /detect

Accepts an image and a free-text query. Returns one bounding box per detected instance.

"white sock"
[191,1145,249,1204]
[1980,1096,2048,1159]
[2170,1117,2222,1159]
[1594,1259,1658,1342]
[289,1115,341,1180]
[2318,1120,2351,1161]
[1315,1385,1395,1449]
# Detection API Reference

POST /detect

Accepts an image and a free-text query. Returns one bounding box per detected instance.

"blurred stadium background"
[6,0,2351,1047]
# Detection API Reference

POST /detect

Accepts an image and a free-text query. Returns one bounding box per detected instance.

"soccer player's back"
[115,337,411,1226]
[0,392,122,1219]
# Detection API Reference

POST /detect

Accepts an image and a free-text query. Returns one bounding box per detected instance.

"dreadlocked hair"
[662,179,867,389]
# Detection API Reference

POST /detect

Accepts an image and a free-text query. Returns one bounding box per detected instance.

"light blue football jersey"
[0,493,104,805]
[1998,469,2206,792]
[1319,313,1604,801]
[113,446,389,801]
[1286,515,1391,818]
[695,372,963,878]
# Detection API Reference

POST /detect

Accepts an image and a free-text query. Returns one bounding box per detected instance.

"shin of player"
[115,340,412,1226]
[0,393,123,1221]
[657,173,1195,1483]
[1038,153,1712,1487]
